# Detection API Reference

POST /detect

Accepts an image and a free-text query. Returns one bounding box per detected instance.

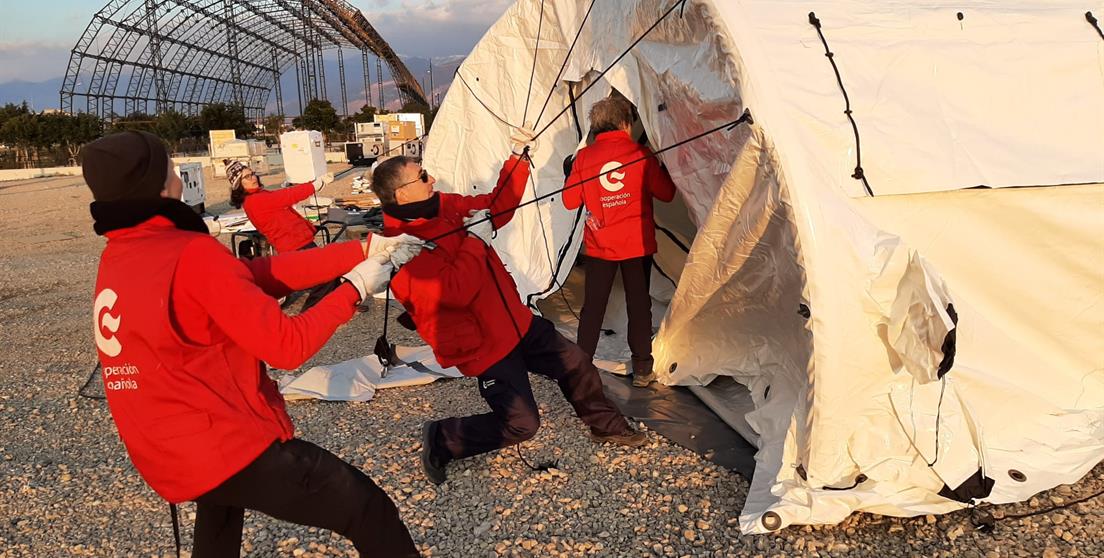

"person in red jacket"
[227,159,329,253]
[563,96,677,387]
[84,131,423,557]
[370,131,646,486]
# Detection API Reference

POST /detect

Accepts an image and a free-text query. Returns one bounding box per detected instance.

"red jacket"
[93,216,365,503]
[243,182,319,252]
[384,156,532,376]
[563,131,676,260]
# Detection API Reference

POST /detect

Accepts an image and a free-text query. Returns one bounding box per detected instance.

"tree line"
[0,98,437,170]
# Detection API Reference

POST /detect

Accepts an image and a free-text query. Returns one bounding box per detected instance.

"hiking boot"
[420,421,448,485]
[631,370,656,387]
[590,426,648,448]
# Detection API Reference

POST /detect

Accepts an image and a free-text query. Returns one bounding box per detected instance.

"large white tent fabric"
[424,0,1104,533]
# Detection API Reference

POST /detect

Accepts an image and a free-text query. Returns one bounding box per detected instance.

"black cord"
[532,0,689,140]
[515,443,557,472]
[926,376,947,467]
[971,486,1104,534]
[454,71,520,129]
[533,0,598,128]
[429,111,753,244]
[78,363,106,400]
[522,0,547,125]
[807,12,874,196]
[1087,11,1104,41]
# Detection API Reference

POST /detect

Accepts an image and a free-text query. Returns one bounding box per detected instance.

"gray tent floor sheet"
[599,372,757,480]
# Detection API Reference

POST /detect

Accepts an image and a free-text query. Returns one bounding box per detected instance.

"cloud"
[361,0,512,57]
[0,42,73,83]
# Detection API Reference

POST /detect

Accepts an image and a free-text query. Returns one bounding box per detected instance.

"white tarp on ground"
[424,0,1104,533]
[279,346,464,402]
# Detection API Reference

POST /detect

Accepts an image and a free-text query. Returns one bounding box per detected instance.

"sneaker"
[631,370,656,387]
[420,421,448,485]
[590,426,648,447]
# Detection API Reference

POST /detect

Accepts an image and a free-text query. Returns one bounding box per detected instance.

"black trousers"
[431,317,630,461]
[192,439,418,558]
[576,255,654,376]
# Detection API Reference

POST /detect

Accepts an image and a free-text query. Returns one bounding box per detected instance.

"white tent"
[424,0,1104,533]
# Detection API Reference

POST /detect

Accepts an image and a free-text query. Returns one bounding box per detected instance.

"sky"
[0,0,512,83]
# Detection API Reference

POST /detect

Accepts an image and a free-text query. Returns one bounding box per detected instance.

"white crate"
[279,130,327,184]
[175,162,205,209]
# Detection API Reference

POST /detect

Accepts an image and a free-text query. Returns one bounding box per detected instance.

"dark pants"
[431,317,630,461]
[576,255,654,376]
[192,439,418,558]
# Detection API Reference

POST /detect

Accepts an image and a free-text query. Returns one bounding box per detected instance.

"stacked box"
[280,130,327,184]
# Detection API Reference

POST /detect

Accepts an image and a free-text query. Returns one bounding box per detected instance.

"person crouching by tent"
[85,131,423,557]
[370,134,647,486]
[562,96,677,387]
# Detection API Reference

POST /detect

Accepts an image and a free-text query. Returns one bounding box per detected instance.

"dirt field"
[0,167,1100,557]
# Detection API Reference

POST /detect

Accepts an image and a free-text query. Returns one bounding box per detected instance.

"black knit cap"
[81,131,170,202]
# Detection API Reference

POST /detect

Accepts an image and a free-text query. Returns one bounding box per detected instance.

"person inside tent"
[370,131,647,486]
[85,131,423,557]
[562,96,677,387]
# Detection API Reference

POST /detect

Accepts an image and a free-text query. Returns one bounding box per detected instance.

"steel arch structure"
[60,0,426,121]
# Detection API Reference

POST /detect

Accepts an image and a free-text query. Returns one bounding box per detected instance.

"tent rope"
[1087,11,1104,41]
[532,0,689,141]
[428,110,753,244]
[533,0,598,128]
[807,12,874,197]
[522,0,547,125]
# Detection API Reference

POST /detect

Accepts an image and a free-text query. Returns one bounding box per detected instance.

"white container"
[248,140,267,156]
[175,162,205,210]
[280,130,327,184]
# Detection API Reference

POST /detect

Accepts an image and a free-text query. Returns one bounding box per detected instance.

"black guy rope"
[1087,11,1104,41]
[522,0,547,125]
[970,485,1104,534]
[78,363,106,400]
[428,109,753,244]
[532,0,689,141]
[808,12,874,197]
[533,0,598,128]
[454,71,521,130]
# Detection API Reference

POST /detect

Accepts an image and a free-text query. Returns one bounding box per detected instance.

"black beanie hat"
[81,131,170,202]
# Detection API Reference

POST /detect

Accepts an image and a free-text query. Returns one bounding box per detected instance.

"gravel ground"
[0,167,1101,557]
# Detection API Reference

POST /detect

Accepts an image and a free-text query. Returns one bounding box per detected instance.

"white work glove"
[342,253,393,302]
[464,210,494,244]
[388,242,424,267]
[510,124,537,157]
[312,172,335,193]
[366,233,424,258]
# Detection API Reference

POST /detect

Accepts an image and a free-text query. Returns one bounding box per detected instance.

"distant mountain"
[0,55,464,115]
[0,78,65,111]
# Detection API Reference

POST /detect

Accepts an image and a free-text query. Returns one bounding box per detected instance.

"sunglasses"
[398,168,429,189]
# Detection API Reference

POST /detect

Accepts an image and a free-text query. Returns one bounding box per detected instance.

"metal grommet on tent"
[855,474,868,484]
[761,511,783,531]
[669,362,678,373]
[1008,469,1027,482]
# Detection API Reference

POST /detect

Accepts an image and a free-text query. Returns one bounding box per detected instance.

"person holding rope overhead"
[227,159,338,309]
[371,129,647,485]
[85,131,423,557]
[563,96,677,387]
